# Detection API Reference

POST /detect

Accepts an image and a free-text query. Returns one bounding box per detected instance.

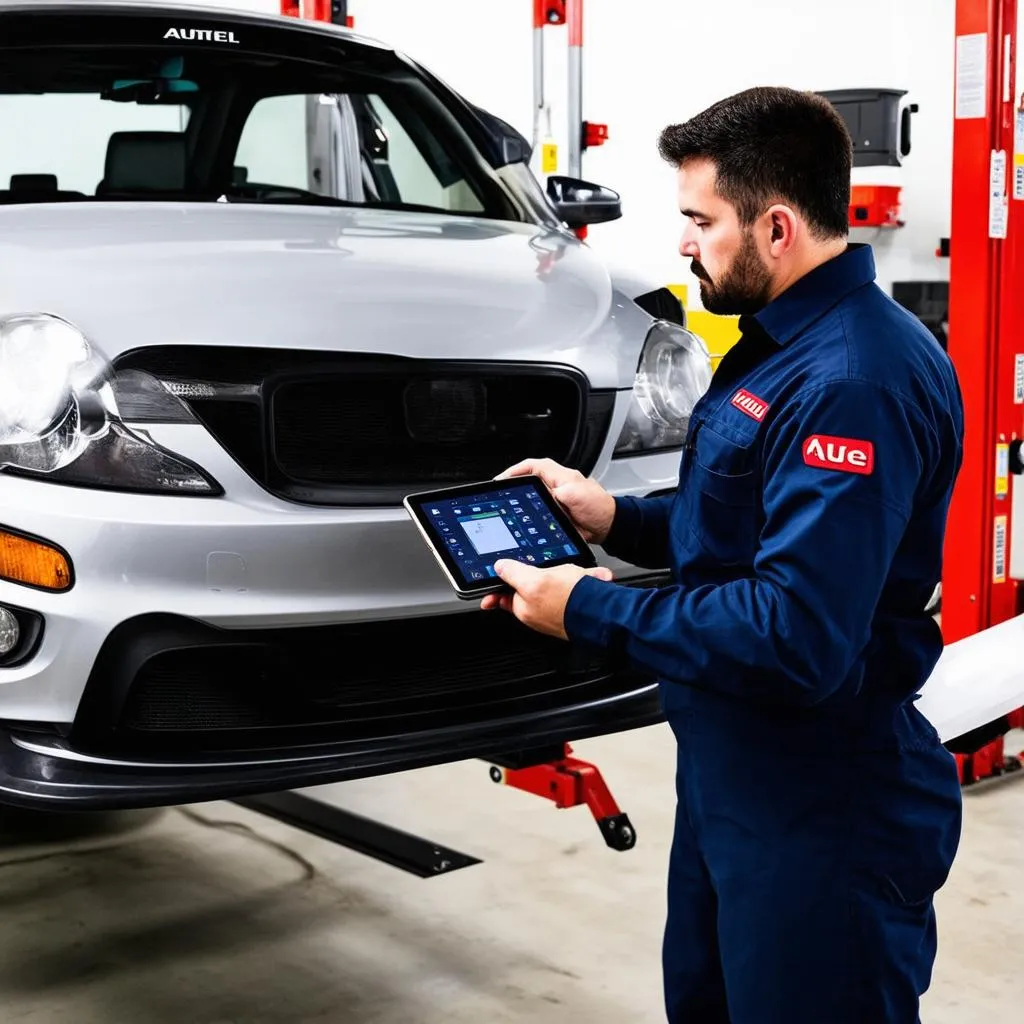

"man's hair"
[658,86,853,240]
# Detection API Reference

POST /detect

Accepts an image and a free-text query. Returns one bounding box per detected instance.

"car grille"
[70,607,655,755]
[115,347,615,506]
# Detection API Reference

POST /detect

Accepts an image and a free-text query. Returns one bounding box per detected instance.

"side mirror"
[546,175,622,228]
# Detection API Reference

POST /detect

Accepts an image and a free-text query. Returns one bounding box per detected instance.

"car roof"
[0,0,394,51]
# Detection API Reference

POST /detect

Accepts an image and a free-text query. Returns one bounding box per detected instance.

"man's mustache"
[691,261,710,282]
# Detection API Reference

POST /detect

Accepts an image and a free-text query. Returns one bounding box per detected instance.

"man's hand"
[496,457,617,545]
[480,558,615,639]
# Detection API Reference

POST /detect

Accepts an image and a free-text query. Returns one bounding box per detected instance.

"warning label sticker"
[994,516,1007,584]
[1016,354,1024,404]
[990,150,1008,237]
[1015,110,1024,200]
[996,442,1009,498]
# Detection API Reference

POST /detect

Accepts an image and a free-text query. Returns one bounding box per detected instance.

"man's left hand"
[480,559,614,639]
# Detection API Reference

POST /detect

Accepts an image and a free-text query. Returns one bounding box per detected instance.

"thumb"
[584,566,614,583]
[493,558,536,590]
[552,482,580,505]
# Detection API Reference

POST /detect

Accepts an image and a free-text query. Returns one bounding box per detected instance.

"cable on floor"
[175,806,318,881]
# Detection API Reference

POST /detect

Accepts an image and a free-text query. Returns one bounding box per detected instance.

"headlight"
[0,313,221,495]
[613,321,713,456]
[0,314,112,464]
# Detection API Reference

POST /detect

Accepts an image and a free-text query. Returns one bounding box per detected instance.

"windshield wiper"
[217,187,474,217]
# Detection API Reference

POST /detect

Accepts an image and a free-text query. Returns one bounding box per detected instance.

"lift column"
[943,0,1024,779]
[280,0,351,25]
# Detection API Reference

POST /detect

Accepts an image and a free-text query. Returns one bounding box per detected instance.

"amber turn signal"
[0,530,73,591]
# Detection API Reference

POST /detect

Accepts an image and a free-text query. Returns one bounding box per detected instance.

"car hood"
[0,204,654,390]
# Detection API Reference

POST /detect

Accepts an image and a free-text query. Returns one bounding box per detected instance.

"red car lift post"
[533,0,608,240]
[943,0,1024,784]
[281,0,352,27]
[532,0,607,177]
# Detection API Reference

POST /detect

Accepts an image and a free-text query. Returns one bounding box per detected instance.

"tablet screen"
[405,476,594,590]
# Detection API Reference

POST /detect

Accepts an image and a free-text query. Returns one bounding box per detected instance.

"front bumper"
[0,674,662,810]
[0,423,679,723]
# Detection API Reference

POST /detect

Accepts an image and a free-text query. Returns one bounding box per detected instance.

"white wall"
[344,0,957,303]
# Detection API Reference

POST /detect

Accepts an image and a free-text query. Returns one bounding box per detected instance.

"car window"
[361,94,484,212]
[233,91,485,213]
[0,94,188,196]
[234,94,310,192]
[0,16,515,220]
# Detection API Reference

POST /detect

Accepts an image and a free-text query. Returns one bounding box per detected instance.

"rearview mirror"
[546,175,622,229]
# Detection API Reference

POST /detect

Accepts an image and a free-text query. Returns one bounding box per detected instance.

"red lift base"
[955,708,1024,786]
[955,745,1023,785]
[489,743,636,851]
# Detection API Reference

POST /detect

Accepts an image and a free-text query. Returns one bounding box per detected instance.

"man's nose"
[679,225,700,259]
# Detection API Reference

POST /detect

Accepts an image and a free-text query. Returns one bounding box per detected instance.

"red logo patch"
[730,389,769,422]
[802,435,875,475]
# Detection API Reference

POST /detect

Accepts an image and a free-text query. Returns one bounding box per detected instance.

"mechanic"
[482,86,965,1023]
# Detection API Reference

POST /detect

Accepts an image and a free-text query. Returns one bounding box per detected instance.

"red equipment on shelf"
[848,184,903,228]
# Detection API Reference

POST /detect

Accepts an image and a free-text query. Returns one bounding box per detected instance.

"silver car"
[0,0,711,809]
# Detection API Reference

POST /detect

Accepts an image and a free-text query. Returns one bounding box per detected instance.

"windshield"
[0,12,521,220]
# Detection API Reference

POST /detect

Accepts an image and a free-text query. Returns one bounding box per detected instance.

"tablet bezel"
[403,475,597,599]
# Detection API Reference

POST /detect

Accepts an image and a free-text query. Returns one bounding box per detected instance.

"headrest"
[10,174,57,191]
[103,131,186,191]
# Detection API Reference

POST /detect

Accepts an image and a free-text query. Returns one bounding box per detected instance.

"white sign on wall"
[956,33,988,119]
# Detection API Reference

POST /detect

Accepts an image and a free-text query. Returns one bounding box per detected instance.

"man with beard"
[483,86,965,1022]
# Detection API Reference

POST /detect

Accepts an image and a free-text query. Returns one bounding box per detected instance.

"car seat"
[96,131,187,195]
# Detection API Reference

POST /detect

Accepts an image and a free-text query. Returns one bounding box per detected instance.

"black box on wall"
[818,88,917,168]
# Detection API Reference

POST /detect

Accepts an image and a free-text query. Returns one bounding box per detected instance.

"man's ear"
[765,204,799,257]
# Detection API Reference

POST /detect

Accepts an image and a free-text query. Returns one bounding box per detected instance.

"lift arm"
[488,744,637,851]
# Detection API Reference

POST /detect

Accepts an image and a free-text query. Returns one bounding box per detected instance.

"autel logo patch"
[164,27,240,44]
[730,389,769,422]
[803,435,875,475]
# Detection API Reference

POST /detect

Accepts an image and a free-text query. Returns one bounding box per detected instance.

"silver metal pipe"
[532,26,544,154]
[567,46,582,178]
[566,0,583,178]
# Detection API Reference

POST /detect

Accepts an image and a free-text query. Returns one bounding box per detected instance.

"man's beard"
[692,231,773,315]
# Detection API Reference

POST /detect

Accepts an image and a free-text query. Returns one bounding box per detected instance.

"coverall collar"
[742,242,876,347]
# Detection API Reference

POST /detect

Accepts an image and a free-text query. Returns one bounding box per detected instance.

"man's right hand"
[496,458,617,545]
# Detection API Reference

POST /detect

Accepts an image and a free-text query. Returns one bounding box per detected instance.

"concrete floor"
[1,726,1022,1022]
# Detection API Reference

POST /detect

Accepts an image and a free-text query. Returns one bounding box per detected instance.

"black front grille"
[116,347,615,506]
[71,607,652,755]
[117,627,576,734]
[270,371,582,486]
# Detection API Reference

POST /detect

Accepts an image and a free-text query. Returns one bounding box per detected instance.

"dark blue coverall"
[565,244,965,1023]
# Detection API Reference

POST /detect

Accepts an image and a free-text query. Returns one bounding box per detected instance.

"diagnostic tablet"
[403,475,597,599]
